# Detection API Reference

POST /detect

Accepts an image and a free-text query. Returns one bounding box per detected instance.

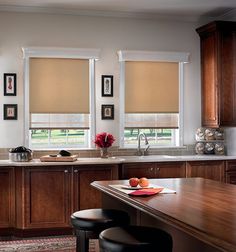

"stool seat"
[99,226,173,252]
[71,209,130,232]
[71,209,130,252]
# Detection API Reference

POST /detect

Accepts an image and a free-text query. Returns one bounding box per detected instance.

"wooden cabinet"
[15,164,118,234]
[74,165,118,210]
[0,167,15,230]
[225,161,236,185]
[196,21,236,127]
[186,161,225,182]
[121,162,186,179]
[22,166,71,229]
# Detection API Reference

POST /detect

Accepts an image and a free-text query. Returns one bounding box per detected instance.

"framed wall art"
[4,104,18,120]
[4,73,17,96]
[102,75,113,97]
[101,104,114,120]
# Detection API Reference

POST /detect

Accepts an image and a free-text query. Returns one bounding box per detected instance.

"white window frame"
[22,47,100,149]
[118,50,190,148]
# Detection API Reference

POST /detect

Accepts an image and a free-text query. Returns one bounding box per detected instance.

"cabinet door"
[220,30,236,125]
[121,163,156,179]
[226,172,236,185]
[200,32,219,127]
[77,165,117,210]
[156,162,186,178]
[0,167,15,228]
[24,166,71,228]
[186,161,225,182]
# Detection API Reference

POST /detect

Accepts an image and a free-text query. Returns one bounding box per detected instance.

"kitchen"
[0,1,236,251]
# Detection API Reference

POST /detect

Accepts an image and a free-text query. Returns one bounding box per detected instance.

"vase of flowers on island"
[94,132,115,158]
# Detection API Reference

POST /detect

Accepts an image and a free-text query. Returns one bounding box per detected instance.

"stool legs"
[77,230,89,252]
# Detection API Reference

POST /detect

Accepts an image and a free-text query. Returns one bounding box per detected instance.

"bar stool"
[99,225,173,252]
[71,209,130,252]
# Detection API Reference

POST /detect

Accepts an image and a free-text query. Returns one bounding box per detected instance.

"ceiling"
[0,0,235,21]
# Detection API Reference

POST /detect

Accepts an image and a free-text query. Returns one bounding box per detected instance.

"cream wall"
[0,11,201,148]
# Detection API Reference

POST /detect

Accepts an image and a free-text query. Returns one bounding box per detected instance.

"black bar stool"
[71,209,130,252]
[99,225,173,252]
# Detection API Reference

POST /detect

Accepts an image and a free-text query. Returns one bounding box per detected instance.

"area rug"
[0,236,99,252]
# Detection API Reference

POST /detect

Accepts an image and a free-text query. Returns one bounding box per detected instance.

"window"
[118,50,189,148]
[22,47,100,149]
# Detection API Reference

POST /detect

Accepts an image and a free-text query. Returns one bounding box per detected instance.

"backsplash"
[0,145,196,160]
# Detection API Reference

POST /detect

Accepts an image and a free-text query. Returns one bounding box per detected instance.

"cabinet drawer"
[226,161,236,171]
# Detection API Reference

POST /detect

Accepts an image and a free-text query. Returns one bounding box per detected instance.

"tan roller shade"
[125,61,179,113]
[29,58,89,114]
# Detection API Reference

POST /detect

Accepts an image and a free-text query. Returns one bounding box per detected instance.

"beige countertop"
[1,154,236,166]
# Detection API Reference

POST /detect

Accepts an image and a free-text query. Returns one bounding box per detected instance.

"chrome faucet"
[137,132,150,156]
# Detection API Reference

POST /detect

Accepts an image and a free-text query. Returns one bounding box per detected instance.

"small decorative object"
[4,73,17,96]
[101,104,114,120]
[205,128,215,140]
[214,142,225,155]
[214,128,224,140]
[195,142,205,155]
[195,127,205,141]
[102,75,113,97]
[4,104,17,120]
[94,132,115,158]
[204,142,215,154]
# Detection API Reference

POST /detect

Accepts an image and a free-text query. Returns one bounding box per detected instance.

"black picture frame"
[4,73,17,96]
[102,75,113,97]
[4,104,18,120]
[101,104,114,120]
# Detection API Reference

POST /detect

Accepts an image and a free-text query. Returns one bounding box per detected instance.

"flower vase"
[100,148,109,158]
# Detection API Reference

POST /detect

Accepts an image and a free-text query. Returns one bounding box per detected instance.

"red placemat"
[128,188,163,196]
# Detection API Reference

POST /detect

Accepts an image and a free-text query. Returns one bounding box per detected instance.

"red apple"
[129,177,139,187]
[139,177,149,187]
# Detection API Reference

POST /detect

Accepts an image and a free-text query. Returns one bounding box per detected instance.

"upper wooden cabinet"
[196,21,236,127]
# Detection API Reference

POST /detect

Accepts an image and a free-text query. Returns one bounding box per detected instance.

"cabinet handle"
[64,170,68,173]
[74,169,78,173]
[156,168,160,171]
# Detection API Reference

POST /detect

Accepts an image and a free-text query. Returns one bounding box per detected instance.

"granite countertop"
[1,154,236,166]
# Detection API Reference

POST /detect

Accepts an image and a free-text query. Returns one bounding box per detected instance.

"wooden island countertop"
[91,178,236,252]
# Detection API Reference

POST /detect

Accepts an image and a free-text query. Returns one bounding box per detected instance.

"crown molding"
[118,50,190,63]
[22,47,100,59]
[0,5,200,22]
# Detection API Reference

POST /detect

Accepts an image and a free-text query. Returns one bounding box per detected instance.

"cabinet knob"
[74,169,78,173]
[150,167,154,171]
[64,170,68,173]
[156,167,160,171]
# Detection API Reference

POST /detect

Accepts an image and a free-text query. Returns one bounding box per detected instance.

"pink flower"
[94,132,115,148]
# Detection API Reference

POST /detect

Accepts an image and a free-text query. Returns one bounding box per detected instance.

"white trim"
[24,56,30,147]
[118,50,190,63]
[22,47,100,60]
[119,51,188,148]
[119,61,125,147]
[179,62,185,147]
[23,46,98,149]
[89,59,96,148]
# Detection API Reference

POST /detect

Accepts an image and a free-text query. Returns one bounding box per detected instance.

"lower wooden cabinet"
[225,161,236,184]
[0,167,15,230]
[186,161,225,182]
[121,162,186,179]
[21,166,71,229]
[15,164,118,233]
[73,165,118,210]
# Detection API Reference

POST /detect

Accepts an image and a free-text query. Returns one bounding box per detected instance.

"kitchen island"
[91,178,236,252]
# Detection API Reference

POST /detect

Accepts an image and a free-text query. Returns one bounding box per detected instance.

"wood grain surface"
[91,178,236,252]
